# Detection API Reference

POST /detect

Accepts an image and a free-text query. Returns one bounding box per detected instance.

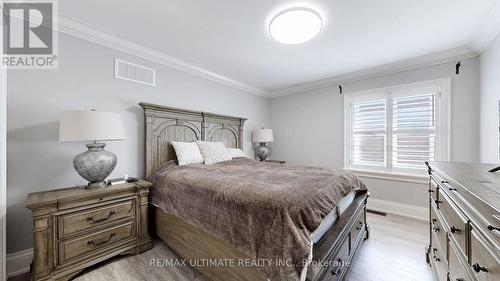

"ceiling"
[59,0,500,96]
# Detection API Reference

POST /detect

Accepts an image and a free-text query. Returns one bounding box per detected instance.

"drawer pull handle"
[487,225,500,232]
[87,210,116,224]
[355,221,363,230]
[331,258,343,276]
[432,248,440,262]
[472,263,488,273]
[432,226,440,232]
[450,226,461,234]
[87,232,116,247]
[448,187,457,191]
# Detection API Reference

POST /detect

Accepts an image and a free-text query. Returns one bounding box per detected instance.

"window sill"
[344,168,429,184]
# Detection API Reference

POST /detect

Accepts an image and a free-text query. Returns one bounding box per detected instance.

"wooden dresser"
[26,180,153,281]
[426,162,500,281]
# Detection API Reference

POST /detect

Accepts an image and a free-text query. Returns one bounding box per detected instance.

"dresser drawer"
[58,200,134,238]
[470,230,500,281]
[431,203,447,254]
[429,177,439,202]
[449,240,473,281]
[58,221,135,264]
[438,189,469,258]
[430,232,448,281]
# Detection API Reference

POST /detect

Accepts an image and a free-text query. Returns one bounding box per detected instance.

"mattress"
[311,190,356,243]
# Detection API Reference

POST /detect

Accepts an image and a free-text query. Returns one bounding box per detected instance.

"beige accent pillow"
[196,141,233,164]
[171,141,204,166]
[227,148,249,159]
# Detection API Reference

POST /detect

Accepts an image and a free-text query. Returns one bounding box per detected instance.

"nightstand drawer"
[58,221,134,264]
[58,200,134,238]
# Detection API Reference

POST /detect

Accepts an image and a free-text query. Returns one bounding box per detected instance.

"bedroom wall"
[6,33,270,254]
[479,32,500,164]
[269,57,480,209]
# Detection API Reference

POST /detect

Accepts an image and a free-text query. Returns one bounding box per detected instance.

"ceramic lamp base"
[73,143,117,188]
[255,142,271,161]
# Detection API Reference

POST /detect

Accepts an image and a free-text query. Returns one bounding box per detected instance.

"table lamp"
[59,110,126,188]
[252,128,274,161]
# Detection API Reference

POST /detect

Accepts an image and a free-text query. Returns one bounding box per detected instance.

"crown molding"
[55,16,268,97]
[468,0,500,52]
[52,12,493,99]
[269,47,478,98]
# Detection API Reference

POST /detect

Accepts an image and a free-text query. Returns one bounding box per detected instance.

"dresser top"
[26,180,152,209]
[430,162,500,211]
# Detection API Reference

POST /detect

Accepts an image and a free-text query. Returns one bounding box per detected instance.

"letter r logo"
[3,2,53,54]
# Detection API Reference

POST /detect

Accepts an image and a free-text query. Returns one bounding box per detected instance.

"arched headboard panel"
[140,103,247,178]
[207,126,238,148]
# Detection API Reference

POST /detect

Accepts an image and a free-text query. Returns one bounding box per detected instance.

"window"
[345,79,450,176]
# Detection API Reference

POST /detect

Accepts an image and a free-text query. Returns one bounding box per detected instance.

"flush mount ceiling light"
[269,8,322,45]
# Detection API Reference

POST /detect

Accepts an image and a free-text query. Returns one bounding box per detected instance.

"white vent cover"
[114,58,155,86]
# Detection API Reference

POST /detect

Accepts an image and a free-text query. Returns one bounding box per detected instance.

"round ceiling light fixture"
[269,8,322,45]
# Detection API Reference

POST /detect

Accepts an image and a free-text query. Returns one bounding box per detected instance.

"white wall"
[6,33,270,254]
[0,62,7,281]
[480,33,500,163]
[270,57,480,208]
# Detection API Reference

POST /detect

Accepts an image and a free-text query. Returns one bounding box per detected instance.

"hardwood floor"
[9,213,433,281]
[347,213,433,281]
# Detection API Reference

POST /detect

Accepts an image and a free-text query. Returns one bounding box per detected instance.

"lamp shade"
[252,128,274,143]
[59,110,127,142]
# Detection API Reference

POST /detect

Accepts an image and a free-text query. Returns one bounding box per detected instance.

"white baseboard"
[368,198,427,221]
[7,248,32,278]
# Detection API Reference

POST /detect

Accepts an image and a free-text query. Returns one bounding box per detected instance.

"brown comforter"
[149,158,367,280]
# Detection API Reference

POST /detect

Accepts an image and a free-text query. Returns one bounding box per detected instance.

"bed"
[140,103,369,281]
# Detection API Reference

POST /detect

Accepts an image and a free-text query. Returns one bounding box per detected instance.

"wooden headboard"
[139,103,247,177]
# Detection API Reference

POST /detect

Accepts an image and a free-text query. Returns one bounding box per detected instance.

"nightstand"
[26,180,153,281]
[265,160,286,164]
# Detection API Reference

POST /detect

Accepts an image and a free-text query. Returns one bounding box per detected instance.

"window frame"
[344,78,451,176]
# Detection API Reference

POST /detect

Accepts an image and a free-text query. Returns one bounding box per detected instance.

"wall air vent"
[114,58,155,86]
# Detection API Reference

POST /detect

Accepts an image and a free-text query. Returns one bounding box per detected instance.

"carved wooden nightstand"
[25,180,153,281]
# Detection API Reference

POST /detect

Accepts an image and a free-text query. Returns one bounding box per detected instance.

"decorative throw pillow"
[196,141,233,164]
[227,148,249,159]
[171,141,204,166]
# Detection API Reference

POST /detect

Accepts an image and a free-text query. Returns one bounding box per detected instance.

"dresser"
[26,180,153,281]
[425,162,500,281]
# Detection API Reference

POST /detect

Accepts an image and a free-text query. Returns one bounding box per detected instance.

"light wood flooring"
[9,213,433,281]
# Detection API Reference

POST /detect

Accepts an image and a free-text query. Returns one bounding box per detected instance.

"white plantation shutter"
[346,80,449,176]
[351,100,386,168]
[392,93,436,171]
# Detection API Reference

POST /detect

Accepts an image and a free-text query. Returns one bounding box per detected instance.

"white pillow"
[227,148,248,159]
[171,141,204,166]
[196,141,233,164]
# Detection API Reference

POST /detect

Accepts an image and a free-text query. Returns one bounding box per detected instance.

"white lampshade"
[252,128,274,143]
[59,110,127,142]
